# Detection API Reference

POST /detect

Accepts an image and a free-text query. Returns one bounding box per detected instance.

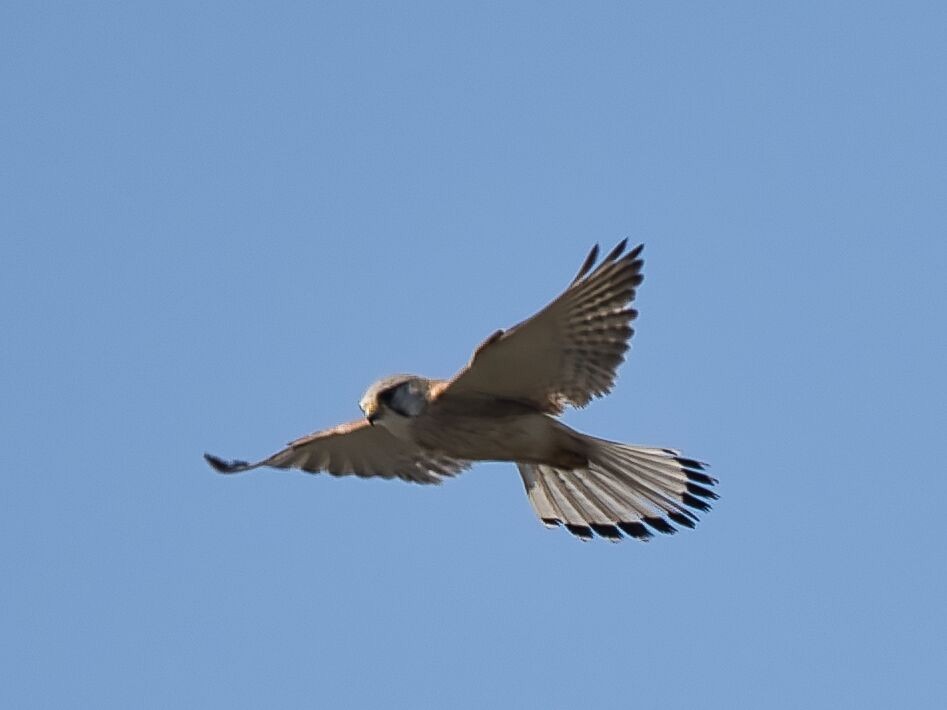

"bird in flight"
[205,240,717,541]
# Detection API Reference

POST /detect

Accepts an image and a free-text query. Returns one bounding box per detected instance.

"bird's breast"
[376,412,416,442]
[411,410,574,465]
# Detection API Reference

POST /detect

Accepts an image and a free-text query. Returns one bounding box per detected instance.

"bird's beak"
[363,403,378,426]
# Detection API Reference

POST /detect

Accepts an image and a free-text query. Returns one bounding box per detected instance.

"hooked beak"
[363,402,378,426]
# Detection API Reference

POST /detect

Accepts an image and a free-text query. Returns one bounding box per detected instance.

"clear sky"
[2,2,945,708]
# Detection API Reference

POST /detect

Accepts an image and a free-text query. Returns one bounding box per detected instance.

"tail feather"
[599,446,699,517]
[596,447,681,513]
[542,467,597,539]
[518,438,717,542]
[584,466,656,522]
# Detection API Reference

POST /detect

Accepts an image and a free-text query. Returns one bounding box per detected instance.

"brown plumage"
[205,241,717,542]
[443,240,643,413]
[205,420,467,484]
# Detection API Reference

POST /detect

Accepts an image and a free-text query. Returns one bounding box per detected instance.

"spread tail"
[517,437,717,542]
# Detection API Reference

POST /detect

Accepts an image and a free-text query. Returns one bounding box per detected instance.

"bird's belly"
[414,413,579,465]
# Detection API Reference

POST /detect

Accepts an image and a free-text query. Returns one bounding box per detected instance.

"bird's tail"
[517,437,717,541]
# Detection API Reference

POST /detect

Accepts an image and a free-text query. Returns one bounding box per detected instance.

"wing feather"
[204,419,469,484]
[441,241,645,413]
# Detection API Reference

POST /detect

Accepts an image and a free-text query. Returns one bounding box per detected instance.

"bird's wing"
[439,240,644,413]
[204,419,469,484]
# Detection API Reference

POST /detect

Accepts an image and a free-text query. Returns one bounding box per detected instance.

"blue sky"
[2,2,945,707]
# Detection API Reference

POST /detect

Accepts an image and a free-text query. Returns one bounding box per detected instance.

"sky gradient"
[2,2,946,708]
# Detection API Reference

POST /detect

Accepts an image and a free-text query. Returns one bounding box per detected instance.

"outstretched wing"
[439,240,644,414]
[204,419,469,484]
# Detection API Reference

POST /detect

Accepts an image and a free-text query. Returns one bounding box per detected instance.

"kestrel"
[205,241,717,541]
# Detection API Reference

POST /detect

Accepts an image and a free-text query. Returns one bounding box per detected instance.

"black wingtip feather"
[604,238,629,262]
[572,244,600,284]
[571,240,644,286]
[204,453,249,474]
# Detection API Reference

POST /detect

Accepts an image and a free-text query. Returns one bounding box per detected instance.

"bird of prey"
[205,240,717,541]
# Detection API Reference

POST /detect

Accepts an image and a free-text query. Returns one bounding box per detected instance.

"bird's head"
[359,374,431,428]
